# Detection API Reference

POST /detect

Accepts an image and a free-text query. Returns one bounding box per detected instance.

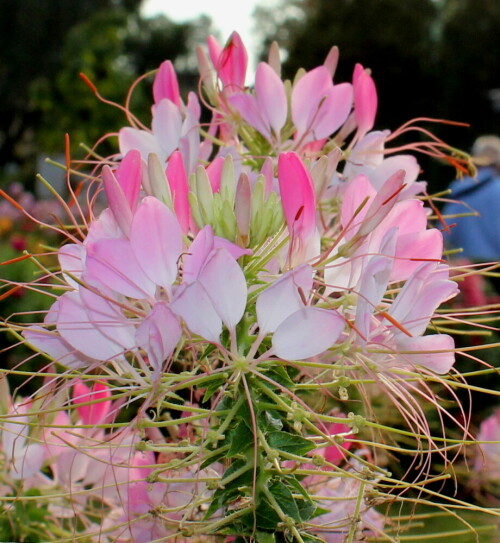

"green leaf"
[284,475,317,521]
[255,497,281,530]
[202,375,228,402]
[268,480,301,523]
[265,365,295,388]
[267,431,315,456]
[227,419,253,457]
[256,531,277,543]
[199,448,227,470]
[257,409,283,432]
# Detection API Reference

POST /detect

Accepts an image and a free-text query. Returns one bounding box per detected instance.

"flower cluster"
[0,31,490,542]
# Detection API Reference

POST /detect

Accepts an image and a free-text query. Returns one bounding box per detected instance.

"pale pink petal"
[256,264,314,336]
[261,157,275,196]
[136,302,181,372]
[183,225,215,283]
[58,290,134,360]
[119,127,162,163]
[58,243,84,288]
[213,236,252,259]
[229,92,270,138]
[373,200,427,241]
[130,196,184,291]
[358,169,406,237]
[355,229,396,340]
[397,334,455,374]
[23,301,92,368]
[178,107,201,174]
[273,307,345,360]
[170,282,222,343]
[341,174,376,238]
[371,155,419,192]
[291,66,331,137]
[198,248,247,330]
[389,263,458,336]
[392,229,443,281]
[255,62,287,137]
[153,60,181,107]
[23,325,90,369]
[86,238,156,299]
[311,82,353,140]
[151,99,183,159]
[343,130,389,179]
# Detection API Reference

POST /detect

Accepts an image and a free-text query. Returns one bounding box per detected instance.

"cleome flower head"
[1,30,486,543]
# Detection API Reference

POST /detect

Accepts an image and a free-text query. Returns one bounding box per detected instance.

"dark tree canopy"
[0,0,213,184]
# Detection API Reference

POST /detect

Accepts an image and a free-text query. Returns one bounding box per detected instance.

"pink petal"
[153,60,181,107]
[256,264,314,336]
[130,196,184,291]
[73,380,112,425]
[115,149,142,212]
[213,32,248,91]
[198,248,247,330]
[136,302,181,372]
[278,152,317,241]
[102,165,134,236]
[353,64,377,139]
[166,150,191,234]
[170,282,222,343]
[206,156,225,193]
[273,307,345,360]
[355,237,395,341]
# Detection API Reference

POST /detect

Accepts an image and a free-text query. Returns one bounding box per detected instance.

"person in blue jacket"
[443,136,500,295]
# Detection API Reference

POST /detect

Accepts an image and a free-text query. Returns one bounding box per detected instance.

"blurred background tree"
[255,0,500,192]
[0,0,213,186]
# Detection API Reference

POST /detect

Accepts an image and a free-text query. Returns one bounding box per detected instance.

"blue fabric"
[442,167,500,260]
